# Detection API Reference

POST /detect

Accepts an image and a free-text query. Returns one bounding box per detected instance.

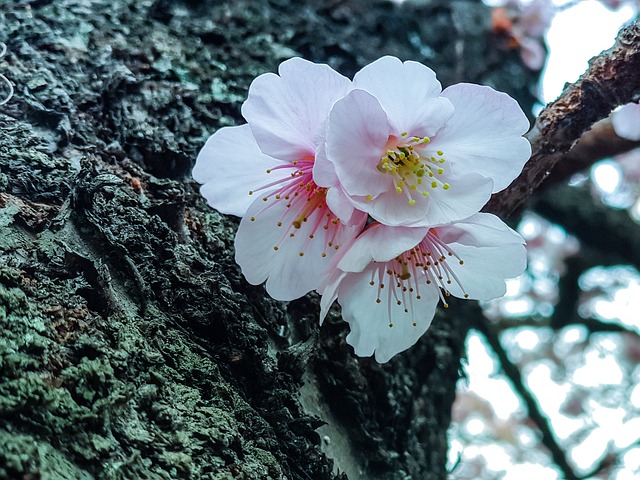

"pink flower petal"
[612,103,640,141]
[241,57,352,162]
[434,213,527,300]
[326,187,365,226]
[519,37,546,71]
[421,173,494,226]
[353,56,453,136]
[334,264,439,363]
[193,125,290,217]
[443,243,526,300]
[436,212,526,246]
[235,193,364,301]
[312,143,339,188]
[313,145,367,225]
[325,89,391,197]
[336,223,429,273]
[433,83,531,192]
[318,269,345,322]
[347,171,493,227]
[347,189,429,226]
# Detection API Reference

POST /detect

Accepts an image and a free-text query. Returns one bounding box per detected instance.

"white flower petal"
[335,265,439,363]
[235,195,363,301]
[348,189,430,226]
[434,83,531,192]
[326,187,363,226]
[353,56,453,136]
[318,269,345,323]
[312,143,339,188]
[347,171,493,227]
[436,212,526,246]
[337,223,429,273]
[444,244,527,300]
[434,213,527,300]
[241,57,352,162]
[193,125,290,217]
[313,145,367,225]
[612,103,640,141]
[423,173,494,225]
[325,89,391,197]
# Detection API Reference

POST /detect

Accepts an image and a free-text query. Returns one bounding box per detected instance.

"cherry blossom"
[193,57,366,300]
[315,56,531,227]
[319,213,527,362]
[194,55,531,362]
[490,0,553,70]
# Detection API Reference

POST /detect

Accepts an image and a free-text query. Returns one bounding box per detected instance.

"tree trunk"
[0,1,539,478]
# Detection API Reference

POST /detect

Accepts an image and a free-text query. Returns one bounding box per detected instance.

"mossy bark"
[0,1,539,479]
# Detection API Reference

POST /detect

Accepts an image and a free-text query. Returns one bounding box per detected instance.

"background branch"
[475,312,581,480]
[539,118,640,190]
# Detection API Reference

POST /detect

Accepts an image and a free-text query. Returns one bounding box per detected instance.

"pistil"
[369,228,468,327]
[374,133,449,205]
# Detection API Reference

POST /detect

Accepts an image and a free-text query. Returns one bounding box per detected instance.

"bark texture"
[0,1,539,479]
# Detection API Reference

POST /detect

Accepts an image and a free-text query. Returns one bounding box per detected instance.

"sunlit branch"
[538,119,640,190]
[485,20,640,217]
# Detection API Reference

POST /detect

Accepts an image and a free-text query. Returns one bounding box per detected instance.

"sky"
[542,0,635,102]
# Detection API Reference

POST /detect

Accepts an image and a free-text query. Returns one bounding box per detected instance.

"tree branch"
[485,20,640,217]
[475,313,581,480]
[539,118,640,190]
[532,183,640,267]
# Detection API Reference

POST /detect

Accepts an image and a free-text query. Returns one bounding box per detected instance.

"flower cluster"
[194,56,531,362]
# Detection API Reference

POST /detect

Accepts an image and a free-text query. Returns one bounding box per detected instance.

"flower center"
[248,158,343,257]
[373,132,449,205]
[369,229,468,327]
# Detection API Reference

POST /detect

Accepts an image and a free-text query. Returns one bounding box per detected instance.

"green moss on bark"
[0,0,540,478]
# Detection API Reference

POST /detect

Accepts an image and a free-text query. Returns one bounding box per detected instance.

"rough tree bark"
[0,1,546,479]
